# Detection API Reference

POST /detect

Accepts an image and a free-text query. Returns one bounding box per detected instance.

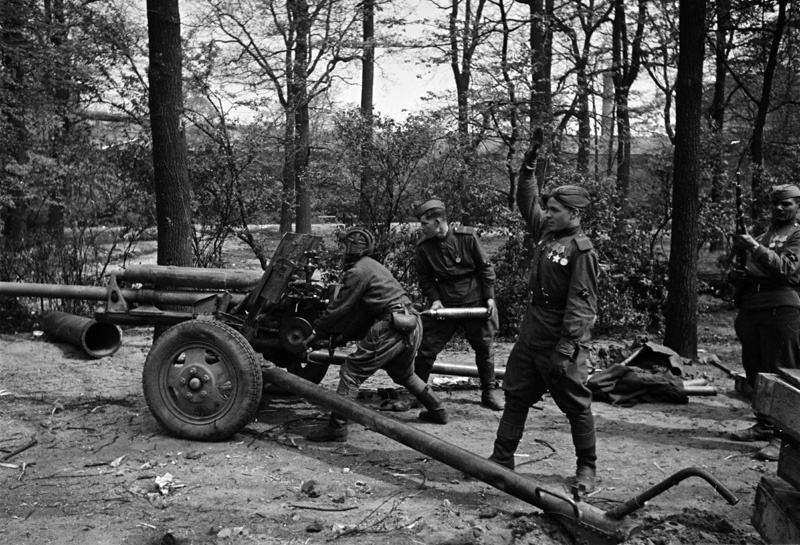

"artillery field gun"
[0,232,740,545]
[0,233,331,441]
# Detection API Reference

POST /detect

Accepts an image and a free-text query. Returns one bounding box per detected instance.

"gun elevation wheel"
[143,320,262,441]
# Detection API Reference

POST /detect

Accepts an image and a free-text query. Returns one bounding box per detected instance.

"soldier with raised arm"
[487,130,600,493]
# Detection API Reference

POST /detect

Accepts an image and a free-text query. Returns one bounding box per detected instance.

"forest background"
[1,0,799,360]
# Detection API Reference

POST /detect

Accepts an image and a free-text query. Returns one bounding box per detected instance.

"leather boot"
[306,413,348,443]
[477,357,503,411]
[481,384,505,411]
[731,418,773,442]
[569,411,597,493]
[574,464,597,493]
[416,386,448,424]
[488,417,524,470]
[756,436,781,461]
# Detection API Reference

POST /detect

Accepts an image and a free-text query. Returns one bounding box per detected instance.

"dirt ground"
[0,296,778,545]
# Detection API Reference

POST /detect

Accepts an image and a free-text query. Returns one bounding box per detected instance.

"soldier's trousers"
[734,305,800,425]
[414,314,496,386]
[497,331,596,467]
[335,314,422,402]
[734,305,800,388]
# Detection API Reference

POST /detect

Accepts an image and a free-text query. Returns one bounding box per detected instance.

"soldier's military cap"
[414,199,446,219]
[543,185,591,210]
[771,184,800,200]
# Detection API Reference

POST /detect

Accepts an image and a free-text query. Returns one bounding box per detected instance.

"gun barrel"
[421,307,490,319]
[0,282,108,301]
[0,281,247,308]
[115,265,263,290]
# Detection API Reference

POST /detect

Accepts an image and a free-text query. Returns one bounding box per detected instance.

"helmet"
[340,227,375,259]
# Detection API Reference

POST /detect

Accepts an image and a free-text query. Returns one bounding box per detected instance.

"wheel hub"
[174,362,218,404]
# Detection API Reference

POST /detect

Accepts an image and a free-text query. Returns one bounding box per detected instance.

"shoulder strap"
[574,233,593,252]
[453,225,475,235]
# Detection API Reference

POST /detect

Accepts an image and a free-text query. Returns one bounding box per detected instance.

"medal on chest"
[544,242,569,266]
[768,234,788,249]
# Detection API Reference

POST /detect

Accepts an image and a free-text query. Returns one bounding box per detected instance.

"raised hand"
[524,127,544,169]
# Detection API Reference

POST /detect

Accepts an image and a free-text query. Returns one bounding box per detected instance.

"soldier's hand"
[486,298,497,317]
[730,233,759,252]
[549,351,572,383]
[328,334,344,357]
[727,269,746,282]
[523,128,544,169]
[303,331,318,350]
[430,300,445,311]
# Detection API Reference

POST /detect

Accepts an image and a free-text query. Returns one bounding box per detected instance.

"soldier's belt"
[531,297,566,310]
[744,279,791,293]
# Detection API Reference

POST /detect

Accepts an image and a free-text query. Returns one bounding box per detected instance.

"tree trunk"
[499,0,519,210]
[147,0,192,267]
[614,92,631,233]
[450,0,470,139]
[280,111,295,234]
[526,0,552,183]
[1,0,31,248]
[707,0,731,252]
[359,0,375,225]
[664,0,705,360]
[576,62,590,174]
[749,0,787,221]
[290,0,312,234]
[526,0,552,129]
[610,0,644,234]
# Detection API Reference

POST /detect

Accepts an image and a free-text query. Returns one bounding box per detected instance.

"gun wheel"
[143,320,262,441]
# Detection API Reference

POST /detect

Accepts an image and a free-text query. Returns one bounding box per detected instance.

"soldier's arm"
[517,133,546,238]
[557,245,599,358]
[750,230,800,279]
[416,245,442,304]
[471,235,496,301]
[314,268,368,334]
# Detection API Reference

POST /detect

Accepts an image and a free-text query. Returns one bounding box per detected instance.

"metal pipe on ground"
[308,350,506,380]
[262,363,637,544]
[308,352,719,395]
[41,312,123,359]
[683,385,717,396]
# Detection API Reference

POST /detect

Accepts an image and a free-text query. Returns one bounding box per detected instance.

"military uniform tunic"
[314,256,421,398]
[503,165,599,417]
[734,221,800,387]
[416,226,496,306]
[414,226,498,385]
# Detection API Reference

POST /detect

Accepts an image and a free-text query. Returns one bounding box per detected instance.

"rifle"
[732,173,747,307]
[734,172,748,269]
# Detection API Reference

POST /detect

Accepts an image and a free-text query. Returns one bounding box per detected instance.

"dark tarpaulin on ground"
[588,342,689,406]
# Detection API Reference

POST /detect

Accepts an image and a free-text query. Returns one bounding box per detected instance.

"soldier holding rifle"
[728,184,800,461]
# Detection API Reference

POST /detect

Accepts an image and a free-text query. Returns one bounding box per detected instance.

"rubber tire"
[143,320,262,441]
